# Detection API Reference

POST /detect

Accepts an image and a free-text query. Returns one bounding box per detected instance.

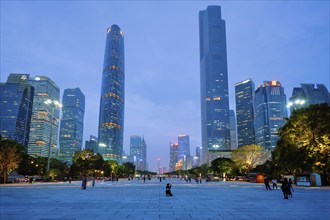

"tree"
[0,139,25,183]
[210,158,235,179]
[231,144,269,175]
[71,149,103,176]
[118,162,135,178]
[275,103,330,184]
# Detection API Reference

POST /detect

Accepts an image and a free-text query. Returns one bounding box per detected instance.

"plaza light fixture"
[44,99,62,172]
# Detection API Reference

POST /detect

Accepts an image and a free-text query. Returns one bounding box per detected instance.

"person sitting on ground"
[165,183,173,197]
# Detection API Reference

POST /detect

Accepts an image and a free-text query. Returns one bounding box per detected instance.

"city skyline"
[1,1,329,171]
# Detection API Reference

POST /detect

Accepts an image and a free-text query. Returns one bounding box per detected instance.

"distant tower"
[85,135,98,153]
[177,134,192,170]
[129,135,147,171]
[288,83,330,113]
[255,81,287,151]
[199,6,230,164]
[229,110,238,150]
[98,24,125,163]
[0,74,34,148]
[169,142,179,172]
[27,76,60,158]
[59,88,85,163]
[235,79,255,148]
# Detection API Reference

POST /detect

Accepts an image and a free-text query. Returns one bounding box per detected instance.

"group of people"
[264,176,294,199]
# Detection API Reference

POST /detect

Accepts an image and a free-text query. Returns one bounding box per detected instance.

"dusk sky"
[1,1,329,172]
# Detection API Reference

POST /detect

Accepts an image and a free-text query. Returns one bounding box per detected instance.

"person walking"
[272,178,278,189]
[281,178,290,199]
[288,178,294,197]
[81,175,87,190]
[264,176,271,190]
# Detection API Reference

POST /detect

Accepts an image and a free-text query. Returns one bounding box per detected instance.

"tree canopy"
[231,144,269,175]
[0,139,25,183]
[273,103,330,184]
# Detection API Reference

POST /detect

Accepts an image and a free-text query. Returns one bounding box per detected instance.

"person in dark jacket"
[264,176,271,190]
[281,178,290,199]
[288,178,294,197]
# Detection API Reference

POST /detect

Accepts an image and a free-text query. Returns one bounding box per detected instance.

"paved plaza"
[1,179,329,220]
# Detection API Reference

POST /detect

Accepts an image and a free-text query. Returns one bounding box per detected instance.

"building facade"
[199,6,230,164]
[288,83,330,112]
[178,134,191,170]
[98,24,125,163]
[235,79,255,148]
[0,74,34,148]
[129,135,147,171]
[169,142,179,172]
[229,110,238,150]
[85,135,98,153]
[254,81,287,151]
[27,76,60,158]
[58,88,85,163]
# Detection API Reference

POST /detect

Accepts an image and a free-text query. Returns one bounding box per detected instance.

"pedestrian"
[264,176,271,190]
[69,176,72,184]
[165,183,173,197]
[92,178,95,187]
[272,178,278,189]
[288,178,294,197]
[281,178,290,199]
[81,175,87,190]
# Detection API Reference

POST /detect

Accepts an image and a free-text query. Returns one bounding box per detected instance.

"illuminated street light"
[44,99,62,172]
[287,99,306,108]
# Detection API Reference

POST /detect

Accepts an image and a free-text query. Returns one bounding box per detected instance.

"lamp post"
[44,99,62,172]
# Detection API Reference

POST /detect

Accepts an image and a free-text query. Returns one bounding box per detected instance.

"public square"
[1,179,329,220]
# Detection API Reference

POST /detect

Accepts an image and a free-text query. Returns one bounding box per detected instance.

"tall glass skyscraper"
[59,88,85,163]
[169,142,179,172]
[199,6,230,163]
[178,134,191,170]
[0,74,34,148]
[235,79,255,148]
[288,83,330,113]
[129,135,147,171]
[98,24,125,163]
[27,76,60,158]
[254,81,287,151]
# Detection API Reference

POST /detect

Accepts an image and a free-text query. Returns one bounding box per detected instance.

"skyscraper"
[235,79,255,148]
[85,135,98,153]
[178,134,191,170]
[254,80,287,151]
[288,83,330,112]
[169,142,179,172]
[98,24,125,163]
[59,88,85,163]
[0,74,34,148]
[27,76,60,158]
[129,135,147,171]
[199,6,230,163]
[229,110,238,150]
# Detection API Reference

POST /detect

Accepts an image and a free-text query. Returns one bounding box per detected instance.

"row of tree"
[166,104,329,185]
[0,141,136,183]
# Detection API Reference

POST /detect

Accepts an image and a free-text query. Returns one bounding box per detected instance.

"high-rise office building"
[229,110,238,150]
[288,83,330,112]
[129,135,147,171]
[85,135,98,153]
[178,134,191,170]
[199,6,230,163]
[195,146,202,167]
[235,79,255,148]
[169,142,179,172]
[27,76,60,158]
[255,81,287,151]
[58,88,85,163]
[0,74,34,148]
[98,24,125,163]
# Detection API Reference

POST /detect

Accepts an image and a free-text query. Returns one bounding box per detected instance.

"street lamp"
[44,99,62,172]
